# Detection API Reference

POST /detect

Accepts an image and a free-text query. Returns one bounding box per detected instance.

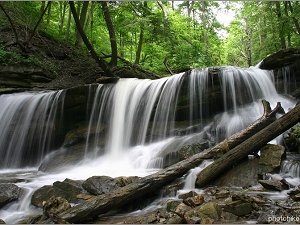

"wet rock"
[224,200,253,216]
[214,158,259,187]
[288,185,300,196]
[221,211,239,223]
[165,214,183,224]
[284,127,300,153]
[292,194,300,201]
[174,202,192,218]
[31,178,85,207]
[178,141,209,161]
[0,219,5,224]
[183,202,221,224]
[259,48,300,70]
[160,178,184,196]
[258,144,286,175]
[82,176,123,195]
[257,212,272,224]
[288,185,300,201]
[196,202,222,220]
[186,216,201,223]
[53,178,86,201]
[76,193,94,200]
[114,176,140,186]
[258,179,290,191]
[0,183,22,208]
[184,194,204,207]
[42,196,71,218]
[215,188,230,199]
[166,199,181,212]
[178,190,198,199]
[38,145,86,172]
[0,178,25,183]
[62,121,106,148]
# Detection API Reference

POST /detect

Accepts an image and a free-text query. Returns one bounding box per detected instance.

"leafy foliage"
[1,1,300,75]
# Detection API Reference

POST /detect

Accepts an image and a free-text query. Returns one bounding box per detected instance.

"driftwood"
[195,102,300,187]
[39,100,296,224]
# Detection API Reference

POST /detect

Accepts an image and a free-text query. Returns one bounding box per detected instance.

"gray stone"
[31,179,85,207]
[214,158,259,187]
[42,196,71,218]
[38,145,85,172]
[195,202,222,220]
[258,179,290,191]
[224,200,253,216]
[0,183,22,209]
[82,176,123,195]
[258,144,285,175]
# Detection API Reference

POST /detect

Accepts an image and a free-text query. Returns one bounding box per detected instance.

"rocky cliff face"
[259,47,300,98]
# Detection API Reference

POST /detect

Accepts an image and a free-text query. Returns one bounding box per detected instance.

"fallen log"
[38,100,290,223]
[196,102,300,187]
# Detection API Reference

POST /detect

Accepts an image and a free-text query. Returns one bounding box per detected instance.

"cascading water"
[0,66,297,223]
[0,91,65,168]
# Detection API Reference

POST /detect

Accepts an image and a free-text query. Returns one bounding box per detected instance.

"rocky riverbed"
[1,136,300,224]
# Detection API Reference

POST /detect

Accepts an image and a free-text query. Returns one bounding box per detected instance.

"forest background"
[0,1,300,76]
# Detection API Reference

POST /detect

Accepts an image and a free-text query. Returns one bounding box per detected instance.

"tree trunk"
[201,1,208,54]
[157,0,174,47]
[287,1,300,35]
[65,7,71,42]
[163,57,174,75]
[25,2,51,48]
[275,2,286,49]
[101,1,118,67]
[37,100,295,224]
[245,20,252,67]
[134,25,144,64]
[69,1,115,77]
[75,1,89,47]
[195,102,300,187]
[135,2,148,65]
[39,1,45,27]
[45,2,52,32]
[59,2,67,34]
[0,3,24,50]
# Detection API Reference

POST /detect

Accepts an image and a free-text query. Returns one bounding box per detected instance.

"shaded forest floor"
[0,24,160,90]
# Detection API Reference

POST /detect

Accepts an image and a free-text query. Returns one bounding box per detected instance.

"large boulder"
[82,176,123,195]
[258,144,285,175]
[38,145,86,172]
[259,48,300,97]
[0,184,23,209]
[184,202,222,223]
[259,48,300,70]
[213,158,259,187]
[31,178,86,207]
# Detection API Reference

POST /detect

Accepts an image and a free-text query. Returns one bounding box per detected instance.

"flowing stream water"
[0,66,297,223]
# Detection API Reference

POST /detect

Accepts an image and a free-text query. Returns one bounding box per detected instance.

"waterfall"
[0,67,295,170]
[0,66,297,224]
[0,91,65,168]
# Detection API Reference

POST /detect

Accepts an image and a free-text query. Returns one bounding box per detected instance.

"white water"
[0,67,297,223]
[0,91,65,168]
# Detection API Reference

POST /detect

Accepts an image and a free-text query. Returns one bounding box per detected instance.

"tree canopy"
[0,1,299,76]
